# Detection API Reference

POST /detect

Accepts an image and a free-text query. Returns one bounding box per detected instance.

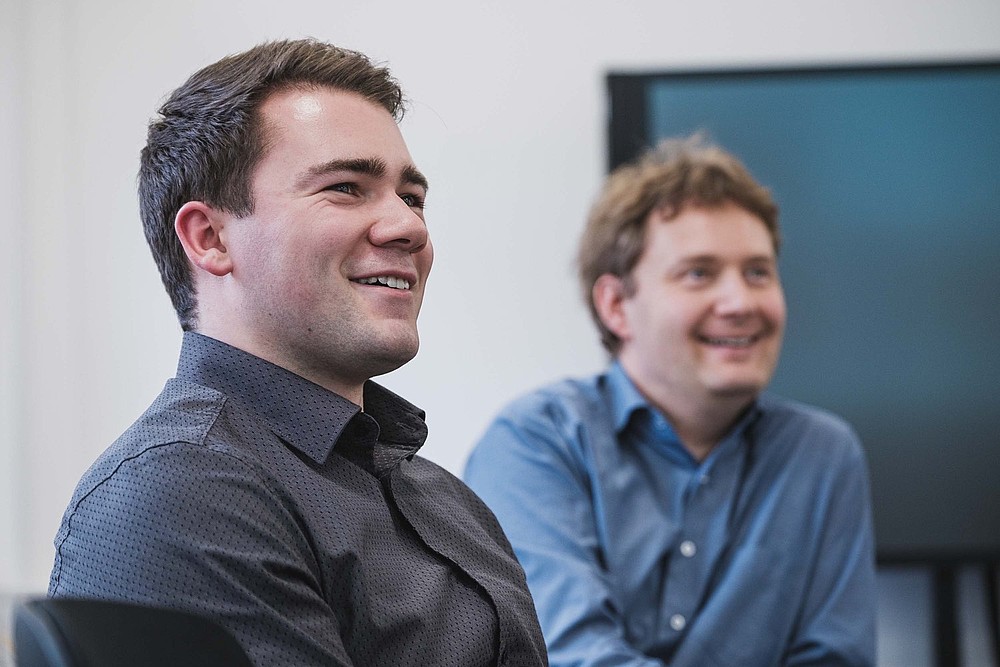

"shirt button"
[700,475,710,485]
[670,614,687,631]
[680,540,697,557]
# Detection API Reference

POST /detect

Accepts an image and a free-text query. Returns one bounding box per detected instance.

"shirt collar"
[605,360,653,434]
[175,332,428,466]
[603,360,764,466]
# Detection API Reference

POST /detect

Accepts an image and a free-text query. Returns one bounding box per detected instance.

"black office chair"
[13,598,253,667]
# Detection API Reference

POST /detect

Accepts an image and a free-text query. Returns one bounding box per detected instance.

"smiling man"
[48,39,546,667]
[465,137,876,666]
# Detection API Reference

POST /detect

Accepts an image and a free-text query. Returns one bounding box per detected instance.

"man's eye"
[325,183,357,195]
[400,193,426,209]
[685,267,710,280]
[746,266,774,283]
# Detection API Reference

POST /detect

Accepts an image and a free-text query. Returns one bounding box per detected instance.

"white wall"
[1,0,26,590]
[3,0,999,592]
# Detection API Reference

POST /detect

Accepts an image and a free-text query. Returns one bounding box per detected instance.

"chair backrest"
[14,598,253,667]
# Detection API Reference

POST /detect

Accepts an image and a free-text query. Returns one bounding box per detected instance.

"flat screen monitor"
[607,62,1000,561]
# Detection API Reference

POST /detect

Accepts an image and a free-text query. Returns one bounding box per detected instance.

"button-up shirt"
[50,332,547,666]
[464,362,875,666]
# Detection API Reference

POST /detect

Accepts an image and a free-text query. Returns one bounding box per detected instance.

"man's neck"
[661,398,751,462]
[192,327,367,408]
[619,362,755,462]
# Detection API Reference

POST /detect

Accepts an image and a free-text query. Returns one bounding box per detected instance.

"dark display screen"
[607,63,1000,559]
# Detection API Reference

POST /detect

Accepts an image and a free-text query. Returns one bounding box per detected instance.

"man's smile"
[697,333,763,348]
[352,275,412,290]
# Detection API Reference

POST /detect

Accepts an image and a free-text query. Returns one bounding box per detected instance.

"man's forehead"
[254,86,424,186]
[644,206,776,257]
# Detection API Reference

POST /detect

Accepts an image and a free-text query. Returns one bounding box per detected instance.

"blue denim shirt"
[465,363,876,666]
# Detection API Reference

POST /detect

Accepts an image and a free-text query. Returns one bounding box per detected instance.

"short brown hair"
[138,38,405,331]
[578,135,780,355]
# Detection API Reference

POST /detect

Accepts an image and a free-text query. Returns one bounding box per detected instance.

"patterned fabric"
[50,332,547,667]
[465,362,876,667]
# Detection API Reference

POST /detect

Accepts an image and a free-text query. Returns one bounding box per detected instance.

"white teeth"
[356,275,411,290]
[705,336,754,346]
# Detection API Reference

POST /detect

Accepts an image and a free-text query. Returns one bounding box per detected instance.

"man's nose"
[368,194,429,253]
[714,271,754,315]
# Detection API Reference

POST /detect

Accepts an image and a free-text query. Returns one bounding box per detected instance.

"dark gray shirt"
[49,332,547,666]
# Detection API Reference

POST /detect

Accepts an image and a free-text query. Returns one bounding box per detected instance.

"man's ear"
[174,201,233,277]
[592,273,633,342]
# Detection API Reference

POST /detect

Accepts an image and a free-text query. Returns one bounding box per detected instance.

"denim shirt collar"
[604,360,762,469]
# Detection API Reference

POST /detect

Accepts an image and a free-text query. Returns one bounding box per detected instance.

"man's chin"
[363,338,420,378]
[706,377,768,400]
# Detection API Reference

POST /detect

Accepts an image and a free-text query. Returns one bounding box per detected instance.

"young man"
[465,137,876,666]
[48,39,547,667]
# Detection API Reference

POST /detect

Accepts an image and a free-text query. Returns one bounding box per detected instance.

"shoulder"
[758,393,856,434]
[473,375,607,456]
[466,374,614,489]
[755,393,867,470]
[126,378,227,447]
[491,374,606,434]
[51,383,299,577]
[67,379,276,511]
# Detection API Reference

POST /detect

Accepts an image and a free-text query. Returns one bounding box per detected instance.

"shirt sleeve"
[465,409,666,667]
[49,442,354,667]
[783,434,878,666]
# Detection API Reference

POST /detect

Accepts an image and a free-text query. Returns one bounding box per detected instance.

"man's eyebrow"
[402,164,429,192]
[296,157,428,192]
[742,253,778,264]
[296,157,386,189]
[674,254,721,266]
[677,253,775,263]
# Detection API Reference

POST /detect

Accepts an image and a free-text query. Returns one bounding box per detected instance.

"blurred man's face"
[610,202,785,410]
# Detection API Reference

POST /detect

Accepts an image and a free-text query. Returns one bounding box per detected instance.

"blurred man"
[465,137,875,666]
[49,38,546,667]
